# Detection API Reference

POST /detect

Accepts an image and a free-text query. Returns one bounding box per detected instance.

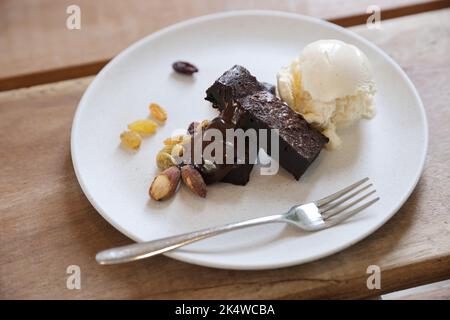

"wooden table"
[1,1,449,299]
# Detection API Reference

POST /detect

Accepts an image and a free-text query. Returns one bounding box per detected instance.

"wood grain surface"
[1,0,449,91]
[383,280,450,299]
[1,8,449,299]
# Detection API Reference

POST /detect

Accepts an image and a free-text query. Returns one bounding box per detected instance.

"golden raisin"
[156,151,176,170]
[128,119,158,135]
[149,103,168,122]
[120,131,141,149]
[163,134,191,146]
[160,144,174,154]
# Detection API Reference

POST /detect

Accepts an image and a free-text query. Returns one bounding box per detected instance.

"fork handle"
[96,214,286,265]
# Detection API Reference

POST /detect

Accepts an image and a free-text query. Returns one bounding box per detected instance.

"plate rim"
[71,10,428,270]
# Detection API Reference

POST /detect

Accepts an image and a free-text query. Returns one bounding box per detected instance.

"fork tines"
[316,177,379,227]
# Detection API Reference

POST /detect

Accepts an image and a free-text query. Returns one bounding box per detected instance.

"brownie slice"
[205,65,328,180]
[186,118,254,186]
[206,65,267,111]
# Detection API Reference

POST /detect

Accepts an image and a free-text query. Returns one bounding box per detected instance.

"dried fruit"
[120,131,141,149]
[181,165,207,198]
[128,119,158,135]
[160,144,174,154]
[156,151,176,170]
[172,61,198,75]
[164,134,191,146]
[149,103,167,122]
[149,166,181,201]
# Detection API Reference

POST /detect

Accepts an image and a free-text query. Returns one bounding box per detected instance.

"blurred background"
[1,0,448,91]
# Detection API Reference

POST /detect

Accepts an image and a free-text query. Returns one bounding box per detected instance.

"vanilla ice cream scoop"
[277,39,376,149]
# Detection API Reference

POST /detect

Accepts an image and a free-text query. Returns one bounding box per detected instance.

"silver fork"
[96,177,379,265]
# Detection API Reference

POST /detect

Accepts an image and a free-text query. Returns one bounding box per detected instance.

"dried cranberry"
[172,61,198,75]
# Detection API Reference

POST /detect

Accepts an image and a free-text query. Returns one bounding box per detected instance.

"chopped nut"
[120,131,142,149]
[156,151,176,170]
[202,159,217,173]
[128,119,158,135]
[181,165,207,198]
[149,166,181,201]
[196,119,209,132]
[187,121,199,135]
[171,144,185,165]
[171,144,184,157]
[149,103,167,122]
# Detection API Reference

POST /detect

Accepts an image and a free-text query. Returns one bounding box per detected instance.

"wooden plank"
[0,9,449,299]
[382,280,450,300]
[1,0,449,91]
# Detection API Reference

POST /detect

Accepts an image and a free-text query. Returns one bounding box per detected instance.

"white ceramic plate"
[71,11,427,270]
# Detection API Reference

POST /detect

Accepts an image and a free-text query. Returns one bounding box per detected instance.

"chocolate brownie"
[205,65,328,180]
[186,118,255,186]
